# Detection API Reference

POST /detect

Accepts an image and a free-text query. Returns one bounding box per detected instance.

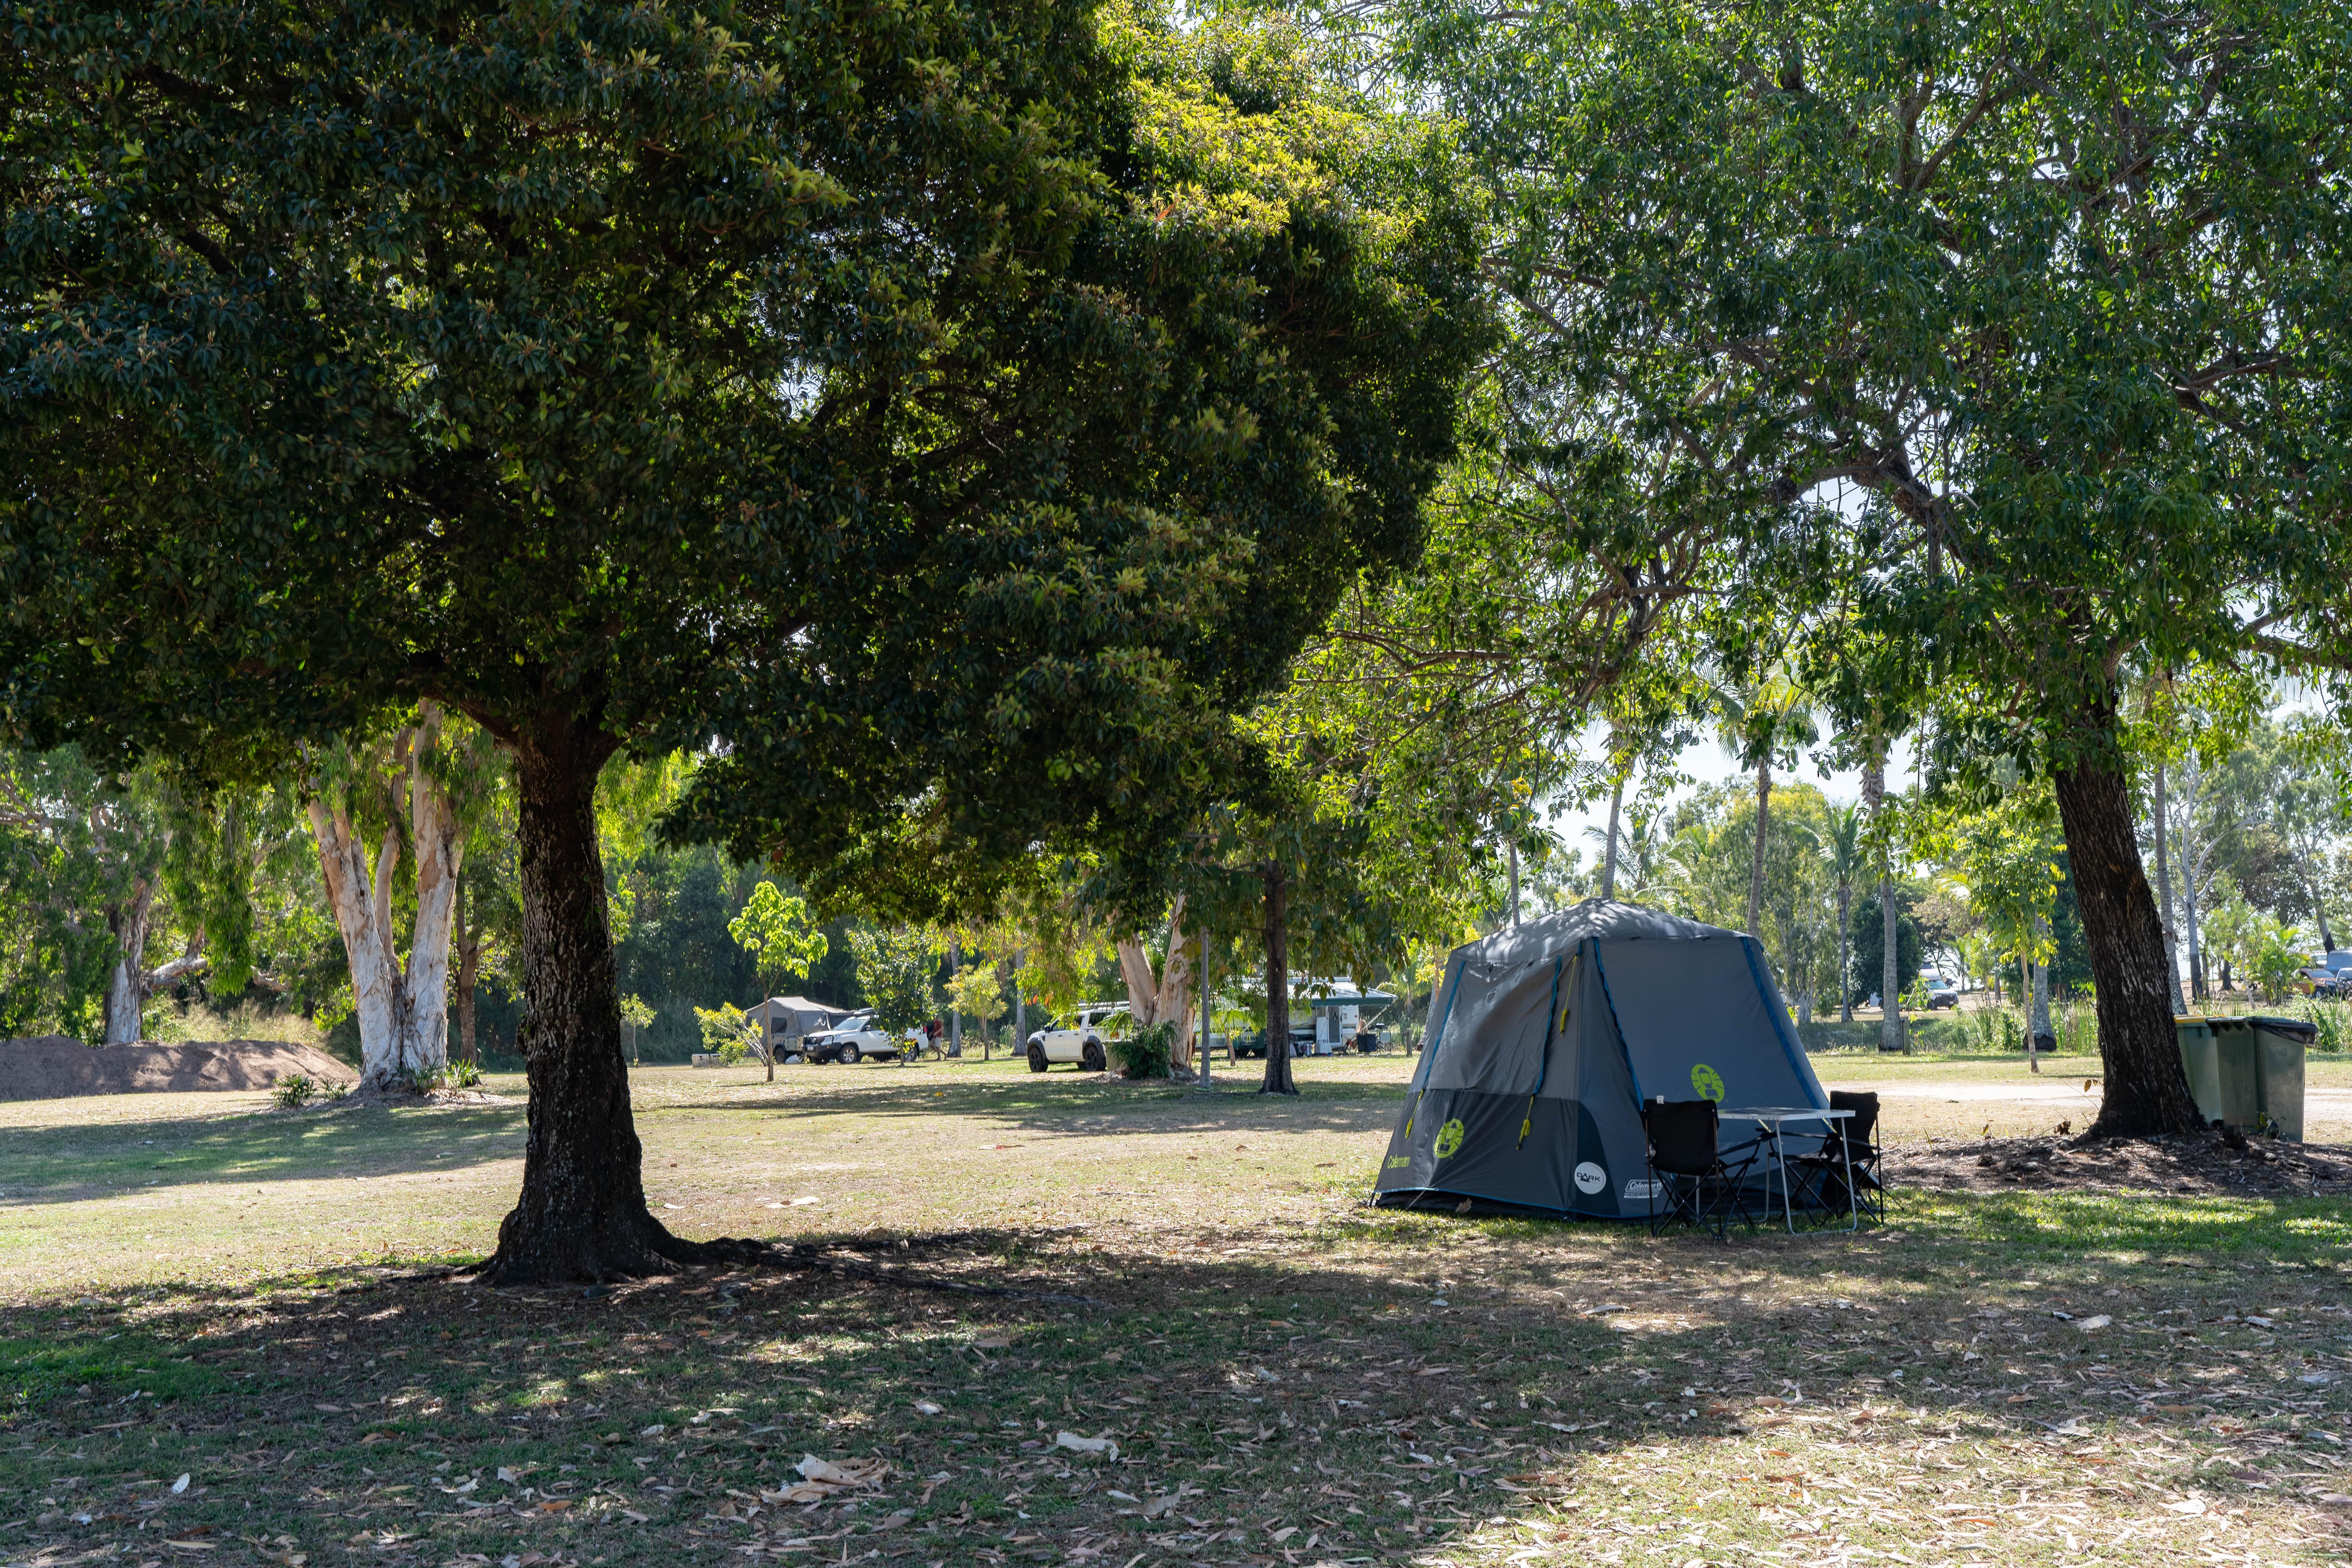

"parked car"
[1231,1026,1315,1059]
[1927,981,1960,1010]
[798,1013,915,1065]
[1026,1004,1127,1072]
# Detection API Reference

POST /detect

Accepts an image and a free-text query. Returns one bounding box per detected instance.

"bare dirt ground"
[0,1035,356,1102]
[1895,1130,2352,1197]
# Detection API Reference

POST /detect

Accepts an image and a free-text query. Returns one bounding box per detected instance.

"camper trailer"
[743,997,851,1062]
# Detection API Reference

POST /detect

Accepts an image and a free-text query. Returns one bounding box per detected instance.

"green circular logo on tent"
[1434,1119,1466,1159]
[1691,1063,1725,1101]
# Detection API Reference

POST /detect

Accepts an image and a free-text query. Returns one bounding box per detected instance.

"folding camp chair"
[1788,1090,1883,1224]
[1642,1098,1767,1238]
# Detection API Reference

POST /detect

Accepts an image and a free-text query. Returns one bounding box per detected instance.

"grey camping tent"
[1372,899,1830,1218]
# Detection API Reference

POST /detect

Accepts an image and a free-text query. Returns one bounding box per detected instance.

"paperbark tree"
[301,707,473,1090]
[1114,896,1196,1070]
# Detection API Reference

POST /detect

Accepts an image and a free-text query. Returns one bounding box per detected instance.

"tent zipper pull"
[1518,1094,1535,1147]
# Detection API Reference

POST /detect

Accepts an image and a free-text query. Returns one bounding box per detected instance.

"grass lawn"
[3,1050,2350,1568]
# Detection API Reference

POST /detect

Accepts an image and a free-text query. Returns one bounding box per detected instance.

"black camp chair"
[1788,1090,1884,1224]
[1642,1098,1767,1238]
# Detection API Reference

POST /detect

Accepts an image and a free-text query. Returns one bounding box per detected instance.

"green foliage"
[848,929,941,1036]
[270,1073,317,1109]
[1111,1019,1177,1079]
[0,745,321,1040]
[618,995,657,1032]
[1848,891,1923,1010]
[1401,0,2352,752]
[945,961,1010,1028]
[693,1006,755,1065]
[1928,788,2067,979]
[2246,925,2312,1006]
[727,882,829,994]
[0,0,1486,1239]
[445,1057,483,1089]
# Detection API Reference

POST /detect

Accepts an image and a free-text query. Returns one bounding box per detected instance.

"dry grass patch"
[2,1053,2350,1567]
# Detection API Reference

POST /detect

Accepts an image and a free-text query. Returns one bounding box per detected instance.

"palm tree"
[1711,669,1818,938]
[1822,803,1865,1021]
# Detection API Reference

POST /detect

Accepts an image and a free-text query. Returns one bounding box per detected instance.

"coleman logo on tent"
[1434,1119,1466,1159]
[1690,1063,1726,1101]
[1622,1178,1663,1199]
[1573,1162,1606,1195]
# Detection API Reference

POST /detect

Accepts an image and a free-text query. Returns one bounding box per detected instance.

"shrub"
[272,1072,316,1108]
[693,1004,757,1063]
[447,1058,483,1088]
[1110,1020,1175,1079]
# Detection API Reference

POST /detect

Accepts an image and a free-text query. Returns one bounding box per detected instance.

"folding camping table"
[1718,1107,1856,1233]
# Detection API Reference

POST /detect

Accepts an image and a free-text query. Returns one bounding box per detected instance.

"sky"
[1545,720,1875,878]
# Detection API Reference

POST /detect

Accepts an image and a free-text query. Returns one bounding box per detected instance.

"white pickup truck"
[1025,1004,1127,1073]
[797,1013,917,1065]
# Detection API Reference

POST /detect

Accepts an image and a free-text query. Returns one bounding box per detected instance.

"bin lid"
[2175,1016,2216,1037]
[2249,1015,2319,1043]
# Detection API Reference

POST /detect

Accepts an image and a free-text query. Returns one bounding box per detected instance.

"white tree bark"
[1116,896,1195,1069]
[308,796,406,1082]
[101,877,156,1045]
[305,707,466,1088]
[403,715,463,1077]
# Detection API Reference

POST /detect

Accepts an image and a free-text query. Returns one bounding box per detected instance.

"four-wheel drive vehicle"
[1230,1026,1315,1059]
[1026,1004,1127,1072]
[796,1013,916,1065]
[1926,981,1960,1009]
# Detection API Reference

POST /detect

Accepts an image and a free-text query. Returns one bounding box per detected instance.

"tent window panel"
[1420,962,1557,1093]
[1591,937,1825,1111]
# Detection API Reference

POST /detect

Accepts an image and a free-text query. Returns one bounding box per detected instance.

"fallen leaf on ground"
[1056,1430,1118,1460]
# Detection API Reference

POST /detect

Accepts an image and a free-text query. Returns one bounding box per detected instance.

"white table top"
[1718,1106,1852,1120]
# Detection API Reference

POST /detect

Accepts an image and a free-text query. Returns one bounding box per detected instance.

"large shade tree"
[1402,0,2352,1134]
[1,0,1483,1278]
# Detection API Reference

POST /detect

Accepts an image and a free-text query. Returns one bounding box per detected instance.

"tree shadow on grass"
[0,1100,527,1205]
[651,1072,1410,1141]
[3,1191,2344,1565]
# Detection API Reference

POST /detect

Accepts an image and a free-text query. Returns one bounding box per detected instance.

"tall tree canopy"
[0,0,1484,1278]
[1401,0,2352,1134]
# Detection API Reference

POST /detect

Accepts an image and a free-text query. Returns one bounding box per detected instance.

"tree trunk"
[2152,761,2186,1013]
[2181,851,2206,1001]
[101,877,157,1045]
[948,938,962,1059]
[1836,880,1853,1022]
[1012,948,1024,1060]
[1259,860,1295,1096]
[307,800,406,1079]
[1507,838,1520,926]
[2030,918,2054,1047]
[403,711,463,1078]
[1114,896,1194,1069]
[2051,729,2204,1137]
[1600,774,1623,899]
[305,717,466,1088]
[476,712,719,1284]
[453,874,482,1065]
[1746,759,1771,938]
[1864,747,1902,1052]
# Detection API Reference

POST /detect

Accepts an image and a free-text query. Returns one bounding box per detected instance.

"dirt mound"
[0,1036,358,1102]
[1892,1129,2352,1197]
